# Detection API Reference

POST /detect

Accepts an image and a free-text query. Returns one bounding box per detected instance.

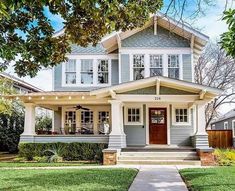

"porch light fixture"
[82,96,85,100]
[55,96,58,100]
[16,97,19,100]
[28,96,31,100]
[68,96,72,100]
[41,96,45,100]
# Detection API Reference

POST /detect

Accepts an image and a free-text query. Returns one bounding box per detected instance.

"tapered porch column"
[195,101,210,149]
[22,103,36,136]
[108,100,126,149]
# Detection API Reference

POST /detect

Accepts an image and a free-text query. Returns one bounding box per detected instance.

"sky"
[4,0,235,113]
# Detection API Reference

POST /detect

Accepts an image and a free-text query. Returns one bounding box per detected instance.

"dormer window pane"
[65,59,76,84]
[98,60,109,84]
[168,55,179,79]
[81,59,93,84]
[133,54,145,80]
[150,55,163,76]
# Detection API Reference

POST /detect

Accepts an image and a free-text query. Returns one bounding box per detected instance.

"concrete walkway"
[129,166,188,191]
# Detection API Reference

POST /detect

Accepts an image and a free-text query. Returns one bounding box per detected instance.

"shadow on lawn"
[0,169,136,191]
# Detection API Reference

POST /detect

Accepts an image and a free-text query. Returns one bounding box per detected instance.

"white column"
[108,100,126,149]
[22,103,36,135]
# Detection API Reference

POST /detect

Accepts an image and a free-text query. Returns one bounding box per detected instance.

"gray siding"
[70,44,106,54]
[122,26,190,48]
[124,105,146,146]
[182,54,192,82]
[121,54,130,83]
[111,59,119,85]
[212,117,235,130]
[170,106,194,146]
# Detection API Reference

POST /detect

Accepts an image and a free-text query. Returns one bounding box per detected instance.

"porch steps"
[117,149,201,165]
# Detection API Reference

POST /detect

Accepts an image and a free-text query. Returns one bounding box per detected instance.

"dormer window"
[150,55,163,76]
[133,54,145,80]
[65,59,76,84]
[168,55,179,79]
[98,60,109,84]
[81,59,93,84]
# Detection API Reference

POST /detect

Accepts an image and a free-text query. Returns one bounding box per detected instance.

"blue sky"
[5,0,234,113]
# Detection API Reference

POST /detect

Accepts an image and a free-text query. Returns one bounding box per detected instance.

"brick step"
[117,159,201,165]
[118,156,200,160]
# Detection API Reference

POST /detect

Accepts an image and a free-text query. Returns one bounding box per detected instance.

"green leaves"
[0,0,163,77]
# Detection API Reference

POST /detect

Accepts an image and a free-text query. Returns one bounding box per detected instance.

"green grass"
[0,168,137,191]
[180,167,235,191]
[0,162,99,168]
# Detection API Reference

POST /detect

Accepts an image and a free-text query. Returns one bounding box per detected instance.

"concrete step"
[117,159,201,165]
[118,156,200,160]
[120,151,198,157]
[121,147,196,152]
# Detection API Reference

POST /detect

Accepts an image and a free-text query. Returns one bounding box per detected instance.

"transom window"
[98,60,109,84]
[175,108,188,123]
[65,59,76,84]
[81,59,93,84]
[168,55,179,79]
[133,54,145,80]
[224,121,228,130]
[150,55,163,76]
[127,108,140,123]
[98,111,110,123]
[81,111,93,124]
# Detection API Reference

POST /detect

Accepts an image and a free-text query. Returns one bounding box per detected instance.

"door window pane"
[151,110,165,124]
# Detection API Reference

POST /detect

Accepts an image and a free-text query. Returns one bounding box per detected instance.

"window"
[65,111,76,126]
[232,120,235,137]
[81,59,93,84]
[168,55,179,79]
[175,108,188,123]
[133,54,145,80]
[224,121,228,130]
[211,124,215,130]
[128,108,140,123]
[81,111,93,124]
[98,60,109,84]
[150,55,163,76]
[98,111,110,123]
[65,59,76,84]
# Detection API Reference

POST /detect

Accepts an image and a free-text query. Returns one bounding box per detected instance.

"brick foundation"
[103,149,117,165]
[197,149,216,166]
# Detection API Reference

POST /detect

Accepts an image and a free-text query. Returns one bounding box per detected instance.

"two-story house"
[8,14,222,164]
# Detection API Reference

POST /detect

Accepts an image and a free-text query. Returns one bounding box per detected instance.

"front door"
[149,108,167,144]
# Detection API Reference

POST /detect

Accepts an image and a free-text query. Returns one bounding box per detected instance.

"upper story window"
[81,59,93,84]
[98,60,109,84]
[168,55,179,79]
[150,55,163,76]
[65,59,76,84]
[133,54,145,80]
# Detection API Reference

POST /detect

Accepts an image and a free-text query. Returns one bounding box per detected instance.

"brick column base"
[103,149,117,165]
[197,148,216,166]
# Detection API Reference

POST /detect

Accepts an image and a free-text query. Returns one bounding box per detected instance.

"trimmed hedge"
[19,142,108,163]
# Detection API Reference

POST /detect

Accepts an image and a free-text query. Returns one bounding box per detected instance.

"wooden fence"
[207,130,233,148]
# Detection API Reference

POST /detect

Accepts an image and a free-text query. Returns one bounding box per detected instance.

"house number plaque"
[154,96,161,101]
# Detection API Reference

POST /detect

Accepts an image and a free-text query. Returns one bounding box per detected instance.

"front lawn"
[0,168,137,191]
[180,167,235,191]
[0,162,98,168]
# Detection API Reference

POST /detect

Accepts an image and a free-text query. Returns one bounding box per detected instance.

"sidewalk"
[129,166,188,191]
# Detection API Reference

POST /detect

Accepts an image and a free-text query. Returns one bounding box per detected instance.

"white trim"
[232,120,235,137]
[172,105,191,126]
[119,48,191,54]
[224,121,228,130]
[124,103,143,126]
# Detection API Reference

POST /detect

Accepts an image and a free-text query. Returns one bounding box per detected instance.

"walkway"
[129,166,188,191]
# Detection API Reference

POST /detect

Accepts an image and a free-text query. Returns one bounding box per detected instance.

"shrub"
[33,156,48,163]
[12,157,26,162]
[19,142,108,163]
[214,149,235,166]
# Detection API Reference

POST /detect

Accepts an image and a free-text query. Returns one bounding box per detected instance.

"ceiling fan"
[73,105,90,111]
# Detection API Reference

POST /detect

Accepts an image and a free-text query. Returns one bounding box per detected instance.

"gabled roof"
[90,76,222,98]
[212,109,235,124]
[0,72,43,92]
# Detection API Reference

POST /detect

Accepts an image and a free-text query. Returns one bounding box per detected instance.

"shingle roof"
[212,109,235,123]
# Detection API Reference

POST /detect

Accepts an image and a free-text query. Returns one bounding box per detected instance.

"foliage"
[220,9,235,58]
[0,168,138,191]
[18,142,108,162]
[0,101,24,153]
[180,167,235,191]
[0,0,163,77]
[214,149,235,166]
[44,146,64,163]
[35,115,52,132]
[33,156,48,163]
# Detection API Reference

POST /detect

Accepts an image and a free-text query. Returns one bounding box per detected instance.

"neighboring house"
[7,14,222,153]
[211,109,235,145]
[0,72,42,94]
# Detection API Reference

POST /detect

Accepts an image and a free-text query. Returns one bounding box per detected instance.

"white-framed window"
[124,105,143,125]
[211,124,215,130]
[133,54,145,80]
[65,59,76,84]
[172,106,190,125]
[224,121,228,130]
[81,59,93,84]
[168,55,179,79]
[232,120,235,137]
[98,60,109,84]
[150,54,163,76]
[81,111,93,125]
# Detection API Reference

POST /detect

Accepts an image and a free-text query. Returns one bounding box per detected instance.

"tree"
[194,42,235,128]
